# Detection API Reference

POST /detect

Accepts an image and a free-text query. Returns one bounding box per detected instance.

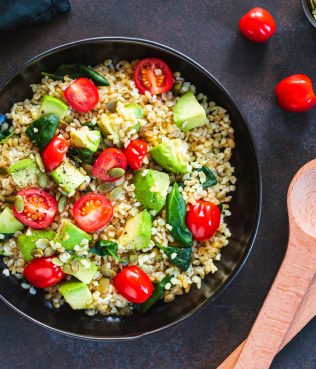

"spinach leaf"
[0,129,14,144]
[76,64,110,86]
[156,244,191,271]
[90,240,125,262]
[67,147,95,165]
[25,113,59,150]
[166,183,192,247]
[56,64,79,76]
[177,180,185,189]
[135,275,172,313]
[197,166,217,189]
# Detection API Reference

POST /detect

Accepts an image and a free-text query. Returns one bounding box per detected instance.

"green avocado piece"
[18,229,55,262]
[119,210,152,250]
[54,219,92,250]
[134,169,170,212]
[62,258,98,284]
[51,159,86,194]
[150,139,189,174]
[59,280,93,310]
[9,159,40,187]
[97,114,120,142]
[124,103,143,119]
[70,127,101,152]
[39,95,68,119]
[173,91,208,131]
[0,207,24,234]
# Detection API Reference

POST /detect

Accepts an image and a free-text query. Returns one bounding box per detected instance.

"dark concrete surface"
[0,0,315,368]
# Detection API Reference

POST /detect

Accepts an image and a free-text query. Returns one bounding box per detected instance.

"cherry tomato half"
[134,58,174,95]
[239,7,276,43]
[124,139,148,170]
[92,148,127,182]
[42,135,69,172]
[72,193,113,232]
[23,257,65,288]
[113,266,154,303]
[64,77,99,113]
[275,74,316,112]
[186,200,221,242]
[13,188,58,229]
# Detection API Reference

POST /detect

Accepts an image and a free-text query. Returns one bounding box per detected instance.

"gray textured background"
[0,1,315,368]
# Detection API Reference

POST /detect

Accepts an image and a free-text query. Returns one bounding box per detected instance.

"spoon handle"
[233,238,315,369]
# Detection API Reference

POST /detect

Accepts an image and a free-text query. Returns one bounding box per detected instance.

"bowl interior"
[301,0,316,28]
[0,38,261,339]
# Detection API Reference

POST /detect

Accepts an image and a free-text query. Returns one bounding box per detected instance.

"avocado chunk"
[97,113,120,142]
[173,91,208,131]
[70,127,101,152]
[9,159,40,187]
[51,159,86,194]
[150,139,189,174]
[62,258,97,284]
[59,280,93,310]
[119,210,152,250]
[54,219,92,250]
[134,169,170,212]
[18,229,55,262]
[0,207,24,234]
[124,103,143,119]
[39,95,68,119]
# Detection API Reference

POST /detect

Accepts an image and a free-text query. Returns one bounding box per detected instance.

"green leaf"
[41,72,65,81]
[197,166,217,189]
[25,113,59,150]
[67,147,95,165]
[135,275,172,313]
[90,240,125,262]
[166,183,192,247]
[76,64,110,86]
[0,129,14,144]
[156,244,191,271]
[56,64,79,75]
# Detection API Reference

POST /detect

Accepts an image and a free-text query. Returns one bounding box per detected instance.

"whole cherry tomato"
[113,266,154,303]
[92,148,127,182]
[186,200,221,242]
[239,7,276,43]
[64,77,99,113]
[275,74,316,112]
[42,135,69,172]
[124,139,148,170]
[23,257,65,288]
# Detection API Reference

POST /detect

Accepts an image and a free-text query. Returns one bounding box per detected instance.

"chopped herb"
[197,166,217,189]
[90,240,126,262]
[156,244,191,271]
[67,147,96,165]
[25,114,59,150]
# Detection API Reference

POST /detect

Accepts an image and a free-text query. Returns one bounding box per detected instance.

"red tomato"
[186,200,221,242]
[23,257,65,288]
[42,136,69,172]
[134,58,174,95]
[275,74,316,112]
[13,188,58,229]
[72,193,113,232]
[239,7,276,43]
[113,266,154,303]
[124,139,148,170]
[64,77,99,113]
[92,148,127,182]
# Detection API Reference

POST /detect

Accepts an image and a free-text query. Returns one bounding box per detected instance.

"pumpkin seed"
[129,251,138,265]
[98,277,110,293]
[120,306,133,317]
[106,100,118,113]
[15,195,24,213]
[108,167,125,178]
[55,191,62,201]
[64,116,73,123]
[172,81,183,96]
[100,267,116,278]
[71,258,79,272]
[0,166,9,175]
[83,164,94,177]
[108,186,122,201]
[62,264,72,274]
[31,248,43,258]
[43,247,54,257]
[35,238,51,250]
[97,182,114,193]
[35,153,45,172]
[38,173,49,188]
[51,257,63,266]
[58,196,67,213]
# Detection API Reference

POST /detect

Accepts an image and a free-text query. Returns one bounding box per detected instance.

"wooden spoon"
[227,160,316,369]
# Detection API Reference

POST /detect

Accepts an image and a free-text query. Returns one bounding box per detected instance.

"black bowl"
[301,0,316,28]
[0,37,261,340]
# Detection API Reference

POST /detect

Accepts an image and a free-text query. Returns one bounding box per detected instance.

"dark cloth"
[0,0,71,31]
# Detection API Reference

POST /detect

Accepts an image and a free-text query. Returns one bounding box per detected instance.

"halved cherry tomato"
[13,188,58,229]
[186,200,221,242]
[23,257,65,288]
[113,266,154,303]
[92,148,127,182]
[134,58,174,95]
[42,135,69,172]
[275,74,316,112]
[124,139,148,170]
[239,7,276,43]
[64,77,99,113]
[72,193,113,232]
